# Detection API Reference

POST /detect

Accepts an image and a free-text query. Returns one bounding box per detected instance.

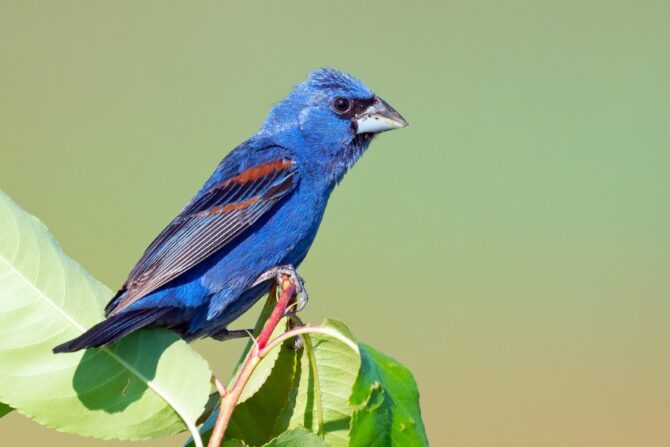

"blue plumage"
[54,68,407,353]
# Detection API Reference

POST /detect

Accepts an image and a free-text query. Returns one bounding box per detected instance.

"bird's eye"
[332,97,352,114]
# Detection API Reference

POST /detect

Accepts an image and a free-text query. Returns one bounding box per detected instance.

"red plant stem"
[256,277,295,349]
[207,277,296,447]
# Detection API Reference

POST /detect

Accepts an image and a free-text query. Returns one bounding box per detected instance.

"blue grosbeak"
[54,68,407,353]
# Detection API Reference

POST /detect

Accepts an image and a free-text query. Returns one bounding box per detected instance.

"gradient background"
[1,1,669,446]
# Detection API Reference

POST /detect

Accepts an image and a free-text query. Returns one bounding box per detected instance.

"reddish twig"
[207,276,296,447]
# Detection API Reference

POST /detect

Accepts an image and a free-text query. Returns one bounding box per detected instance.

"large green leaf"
[236,295,290,404]
[348,344,428,446]
[223,441,249,447]
[225,344,299,445]
[190,319,358,447]
[0,190,211,440]
[187,293,299,447]
[188,313,428,447]
[0,402,11,418]
[278,319,360,447]
[261,428,326,447]
[191,344,299,447]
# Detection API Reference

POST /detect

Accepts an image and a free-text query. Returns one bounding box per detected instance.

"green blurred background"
[2,1,669,446]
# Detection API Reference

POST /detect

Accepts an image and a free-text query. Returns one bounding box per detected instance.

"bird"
[53,68,408,353]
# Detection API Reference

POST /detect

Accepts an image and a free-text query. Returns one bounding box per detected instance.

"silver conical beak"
[354,97,408,134]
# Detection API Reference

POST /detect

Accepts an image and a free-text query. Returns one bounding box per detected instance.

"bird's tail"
[53,307,173,353]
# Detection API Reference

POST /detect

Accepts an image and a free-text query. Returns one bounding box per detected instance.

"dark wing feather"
[106,158,299,316]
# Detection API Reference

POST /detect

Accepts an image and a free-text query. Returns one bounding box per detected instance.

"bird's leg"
[284,311,305,350]
[211,328,254,341]
[253,265,309,313]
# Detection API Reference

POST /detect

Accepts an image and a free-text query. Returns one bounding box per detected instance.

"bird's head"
[261,68,408,183]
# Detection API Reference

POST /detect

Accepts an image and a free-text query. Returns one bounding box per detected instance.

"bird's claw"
[253,265,309,313]
[294,289,309,313]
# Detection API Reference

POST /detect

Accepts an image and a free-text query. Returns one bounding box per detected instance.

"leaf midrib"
[0,215,197,437]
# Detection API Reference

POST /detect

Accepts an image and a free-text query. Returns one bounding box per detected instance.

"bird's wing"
[106,158,299,316]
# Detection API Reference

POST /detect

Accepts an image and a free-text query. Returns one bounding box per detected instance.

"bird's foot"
[211,328,254,341]
[253,265,309,313]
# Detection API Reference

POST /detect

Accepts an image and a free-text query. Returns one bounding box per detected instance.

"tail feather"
[53,307,173,353]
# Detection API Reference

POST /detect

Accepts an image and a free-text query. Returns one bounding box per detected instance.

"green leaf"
[237,294,290,403]
[0,190,212,440]
[186,293,283,447]
[278,319,360,447]
[190,319,359,447]
[189,313,427,447]
[348,344,429,447]
[0,402,12,418]
[261,428,326,447]
[223,440,249,447]
[189,335,299,447]
[225,344,299,445]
